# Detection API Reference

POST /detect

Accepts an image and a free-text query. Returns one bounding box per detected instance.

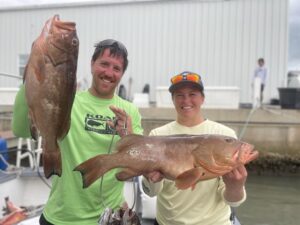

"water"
[236,174,300,225]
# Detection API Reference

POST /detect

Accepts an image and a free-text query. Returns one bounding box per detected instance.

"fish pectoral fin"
[28,109,39,141]
[175,167,219,190]
[29,123,39,141]
[175,168,203,190]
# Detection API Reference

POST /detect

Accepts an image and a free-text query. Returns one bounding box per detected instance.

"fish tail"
[73,155,111,188]
[43,150,62,178]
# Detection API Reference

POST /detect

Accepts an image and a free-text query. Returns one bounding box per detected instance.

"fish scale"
[24,15,79,178]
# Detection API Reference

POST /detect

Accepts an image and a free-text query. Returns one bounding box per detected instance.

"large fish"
[24,15,79,178]
[74,134,259,189]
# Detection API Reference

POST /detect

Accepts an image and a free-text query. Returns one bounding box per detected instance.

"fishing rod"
[0,73,23,80]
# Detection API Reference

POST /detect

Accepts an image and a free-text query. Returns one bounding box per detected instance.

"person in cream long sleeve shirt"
[142,71,248,225]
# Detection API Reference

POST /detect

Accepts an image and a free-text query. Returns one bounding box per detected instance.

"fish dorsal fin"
[115,134,145,152]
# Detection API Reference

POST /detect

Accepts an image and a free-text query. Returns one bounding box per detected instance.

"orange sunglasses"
[171,72,201,85]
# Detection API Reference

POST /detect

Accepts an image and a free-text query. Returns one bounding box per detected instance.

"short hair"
[258,58,265,64]
[92,39,128,72]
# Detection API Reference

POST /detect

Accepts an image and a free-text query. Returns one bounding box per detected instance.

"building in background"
[0,0,289,105]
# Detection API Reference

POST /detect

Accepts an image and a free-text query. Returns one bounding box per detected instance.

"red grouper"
[24,15,79,178]
[74,134,259,190]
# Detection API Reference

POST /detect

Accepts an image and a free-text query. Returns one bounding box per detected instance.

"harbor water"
[236,174,300,225]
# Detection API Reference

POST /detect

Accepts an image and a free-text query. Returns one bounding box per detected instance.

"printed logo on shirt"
[84,113,115,134]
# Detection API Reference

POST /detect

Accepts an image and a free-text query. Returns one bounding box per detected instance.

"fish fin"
[73,155,111,188]
[116,168,140,181]
[239,144,259,164]
[29,123,39,141]
[175,168,203,190]
[175,167,218,190]
[115,134,145,152]
[43,148,62,178]
[246,150,259,163]
[191,184,196,191]
[28,109,39,141]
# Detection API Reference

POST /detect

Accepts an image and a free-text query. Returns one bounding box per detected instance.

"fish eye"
[72,38,78,46]
[225,138,233,143]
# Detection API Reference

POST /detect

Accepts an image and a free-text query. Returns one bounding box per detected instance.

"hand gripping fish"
[74,134,259,189]
[98,208,141,225]
[24,15,79,178]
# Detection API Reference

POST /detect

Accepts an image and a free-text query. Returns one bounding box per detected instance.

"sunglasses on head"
[95,39,128,56]
[171,72,201,85]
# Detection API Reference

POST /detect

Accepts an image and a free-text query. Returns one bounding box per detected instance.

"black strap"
[39,213,55,225]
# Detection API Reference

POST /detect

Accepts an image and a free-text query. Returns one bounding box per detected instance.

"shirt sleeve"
[12,84,31,138]
[141,176,163,197]
[221,186,247,207]
[217,176,247,207]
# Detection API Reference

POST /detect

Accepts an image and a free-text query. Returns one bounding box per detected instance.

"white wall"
[0,0,289,104]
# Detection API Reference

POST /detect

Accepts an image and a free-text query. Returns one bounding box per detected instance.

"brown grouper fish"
[74,134,259,189]
[24,15,79,178]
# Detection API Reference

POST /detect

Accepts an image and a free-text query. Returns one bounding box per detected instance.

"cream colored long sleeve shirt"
[142,120,246,225]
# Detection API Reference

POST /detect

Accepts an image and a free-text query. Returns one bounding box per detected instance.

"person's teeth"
[102,78,111,83]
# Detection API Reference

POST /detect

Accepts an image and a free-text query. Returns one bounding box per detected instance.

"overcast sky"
[0,0,299,68]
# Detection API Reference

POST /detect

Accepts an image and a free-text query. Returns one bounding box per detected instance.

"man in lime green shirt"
[143,71,247,225]
[12,39,143,225]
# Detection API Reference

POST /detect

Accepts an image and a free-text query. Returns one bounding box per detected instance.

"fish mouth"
[52,14,76,31]
[232,144,242,161]
[235,142,258,163]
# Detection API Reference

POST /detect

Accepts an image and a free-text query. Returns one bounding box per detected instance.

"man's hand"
[107,105,133,137]
[144,171,164,183]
